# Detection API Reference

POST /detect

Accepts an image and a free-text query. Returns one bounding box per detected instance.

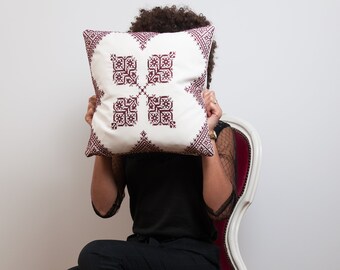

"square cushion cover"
[83,25,215,157]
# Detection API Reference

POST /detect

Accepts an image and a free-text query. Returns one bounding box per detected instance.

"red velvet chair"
[214,115,262,270]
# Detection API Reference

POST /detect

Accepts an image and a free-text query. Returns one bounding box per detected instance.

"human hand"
[85,95,97,126]
[202,89,222,130]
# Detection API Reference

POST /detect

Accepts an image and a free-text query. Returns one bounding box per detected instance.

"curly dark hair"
[129,5,217,89]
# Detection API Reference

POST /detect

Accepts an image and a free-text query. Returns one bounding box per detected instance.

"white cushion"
[83,25,215,156]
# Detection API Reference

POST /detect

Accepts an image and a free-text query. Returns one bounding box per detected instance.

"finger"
[205,89,215,96]
[87,105,95,116]
[204,90,217,104]
[85,114,92,125]
[88,95,96,102]
[88,106,94,114]
[85,108,95,120]
[202,89,208,99]
[87,97,97,110]
[204,96,218,107]
[87,100,95,109]
[88,95,97,106]
[210,96,218,105]
[203,91,213,103]
[204,92,216,104]
[205,100,221,118]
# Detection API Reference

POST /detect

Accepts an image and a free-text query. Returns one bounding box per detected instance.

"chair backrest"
[214,114,262,270]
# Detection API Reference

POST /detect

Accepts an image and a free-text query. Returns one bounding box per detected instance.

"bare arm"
[202,127,236,219]
[91,155,125,217]
[202,90,236,220]
[85,96,125,218]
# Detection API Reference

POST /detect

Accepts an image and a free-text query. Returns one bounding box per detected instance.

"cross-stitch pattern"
[147,95,175,128]
[85,130,113,157]
[129,32,158,50]
[130,131,163,154]
[111,96,138,130]
[111,55,138,86]
[111,52,176,129]
[83,26,215,156]
[147,52,175,84]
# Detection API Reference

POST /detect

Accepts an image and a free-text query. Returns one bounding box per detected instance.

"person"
[70,5,237,270]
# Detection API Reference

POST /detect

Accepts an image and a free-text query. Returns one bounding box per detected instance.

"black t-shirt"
[123,121,230,243]
[124,152,217,242]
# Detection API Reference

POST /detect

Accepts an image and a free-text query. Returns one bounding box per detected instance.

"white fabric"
[83,26,215,156]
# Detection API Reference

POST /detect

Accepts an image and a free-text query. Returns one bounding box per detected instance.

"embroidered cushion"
[83,25,215,157]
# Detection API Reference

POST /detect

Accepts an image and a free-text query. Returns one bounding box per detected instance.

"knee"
[78,240,103,269]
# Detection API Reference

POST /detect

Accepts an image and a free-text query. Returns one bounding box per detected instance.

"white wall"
[1,0,339,269]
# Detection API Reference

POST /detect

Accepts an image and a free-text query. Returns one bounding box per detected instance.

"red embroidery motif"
[184,122,211,156]
[147,52,175,84]
[129,32,158,50]
[111,55,138,85]
[111,52,176,129]
[148,95,176,128]
[130,131,163,153]
[91,77,104,106]
[111,96,138,129]
[83,30,111,64]
[187,26,214,60]
[184,72,207,109]
[86,130,113,157]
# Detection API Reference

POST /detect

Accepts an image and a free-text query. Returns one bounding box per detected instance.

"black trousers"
[69,235,219,270]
